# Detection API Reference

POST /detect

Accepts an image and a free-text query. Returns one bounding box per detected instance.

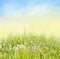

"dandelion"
[32,45,37,50]
[17,44,25,49]
[14,44,25,51]
[17,44,20,48]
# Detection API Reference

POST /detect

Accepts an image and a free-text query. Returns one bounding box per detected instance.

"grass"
[0,34,60,59]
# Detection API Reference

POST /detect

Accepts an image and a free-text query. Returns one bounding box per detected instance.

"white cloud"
[26,5,48,16]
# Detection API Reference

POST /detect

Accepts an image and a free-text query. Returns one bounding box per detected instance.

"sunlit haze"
[0,0,60,38]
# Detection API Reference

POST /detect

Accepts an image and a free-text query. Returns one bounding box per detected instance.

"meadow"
[0,34,60,59]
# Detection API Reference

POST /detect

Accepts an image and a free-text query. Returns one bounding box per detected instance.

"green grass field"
[0,34,60,59]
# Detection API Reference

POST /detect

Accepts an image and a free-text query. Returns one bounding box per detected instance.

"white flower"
[32,46,36,50]
[14,44,25,51]
[18,44,25,49]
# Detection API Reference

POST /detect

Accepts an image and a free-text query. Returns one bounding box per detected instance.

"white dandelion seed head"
[32,46,36,50]
[19,44,25,49]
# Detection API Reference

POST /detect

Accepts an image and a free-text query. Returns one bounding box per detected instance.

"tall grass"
[0,34,60,59]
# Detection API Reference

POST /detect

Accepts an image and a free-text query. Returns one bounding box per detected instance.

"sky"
[0,0,60,38]
[0,0,60,17]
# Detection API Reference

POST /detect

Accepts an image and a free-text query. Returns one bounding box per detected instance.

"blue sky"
[0,0,60,16]
[0,0,60,22]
